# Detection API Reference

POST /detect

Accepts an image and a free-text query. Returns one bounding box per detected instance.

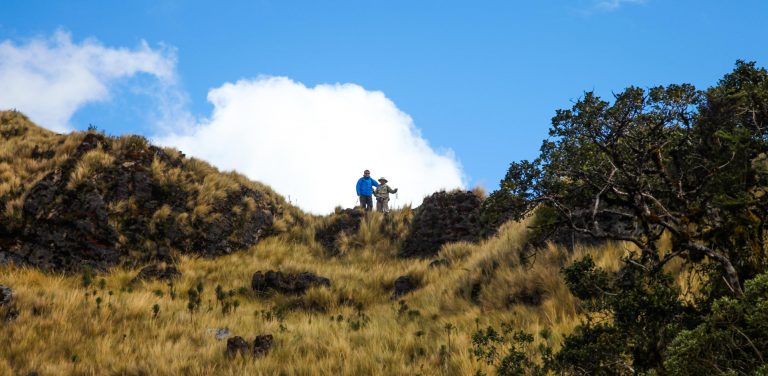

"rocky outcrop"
[314,208,365,254]
[12,134,121,271]
[251,271,331,295]
[0,122,283,272]
[399,190,482,258]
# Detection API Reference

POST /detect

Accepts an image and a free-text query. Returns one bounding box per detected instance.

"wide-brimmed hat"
[378,177,388,183]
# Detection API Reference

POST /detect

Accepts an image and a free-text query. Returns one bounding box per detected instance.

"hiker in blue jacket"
[356,169,379,211]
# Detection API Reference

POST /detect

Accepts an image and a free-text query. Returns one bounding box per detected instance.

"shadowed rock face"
[251,271,331,295]
[399,190,482,258]
[14,134,122,271]
[1,129,280,273]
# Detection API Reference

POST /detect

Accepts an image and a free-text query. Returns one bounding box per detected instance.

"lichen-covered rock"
[251,271,331,295]
[206,327,232,341]
[399,190,482,258]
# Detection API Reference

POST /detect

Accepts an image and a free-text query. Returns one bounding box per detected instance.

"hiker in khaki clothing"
[375,177,398,213]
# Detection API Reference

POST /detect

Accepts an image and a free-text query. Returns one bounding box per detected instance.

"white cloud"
[156,77,465,214]
[594,0,646,11]
[0,30,177,132]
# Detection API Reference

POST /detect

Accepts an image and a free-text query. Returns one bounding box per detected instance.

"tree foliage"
[484,61,768,373]
[665,271,768,375]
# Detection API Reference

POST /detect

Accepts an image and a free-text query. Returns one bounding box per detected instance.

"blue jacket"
[356,176,379,196]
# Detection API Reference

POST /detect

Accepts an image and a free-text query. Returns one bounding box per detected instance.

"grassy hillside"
[0,211,632,375]
[3,105,759,375]
[0,110,303,272]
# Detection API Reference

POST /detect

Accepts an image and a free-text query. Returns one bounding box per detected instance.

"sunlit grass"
[0,213,642,375]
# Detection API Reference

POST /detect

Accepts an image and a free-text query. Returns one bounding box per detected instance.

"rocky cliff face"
[399,190,483,258]
[0,111,294,272]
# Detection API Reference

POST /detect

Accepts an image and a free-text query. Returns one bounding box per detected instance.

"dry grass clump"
[0,211,643,375]
[326,208,414,258]
[150,157,183,188]
[66,148,115,190]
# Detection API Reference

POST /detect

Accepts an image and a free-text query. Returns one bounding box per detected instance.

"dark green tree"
[489,61,768,297]
[484,61,768,373]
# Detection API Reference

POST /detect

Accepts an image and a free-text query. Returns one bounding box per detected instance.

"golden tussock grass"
[0,213,640,376]
[66,148,115,190]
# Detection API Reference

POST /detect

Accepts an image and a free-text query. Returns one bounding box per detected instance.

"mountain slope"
[0,111,302,272]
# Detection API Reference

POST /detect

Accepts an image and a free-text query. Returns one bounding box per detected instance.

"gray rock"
[206,327,232,341]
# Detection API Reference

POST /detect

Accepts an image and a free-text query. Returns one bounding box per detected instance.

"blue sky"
[2,0,767,212]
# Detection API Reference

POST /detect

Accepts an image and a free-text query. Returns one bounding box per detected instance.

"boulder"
[252,271,331,295]
[392,276,420,298]
[130,264,182,284]
[399,190,482,258]
[225,336,250,359]
[253,334,274,357]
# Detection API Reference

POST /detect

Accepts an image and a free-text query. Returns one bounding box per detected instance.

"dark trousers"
[359,195,373,211]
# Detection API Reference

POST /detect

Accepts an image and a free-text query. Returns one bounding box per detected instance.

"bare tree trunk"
[685,242,744,297]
